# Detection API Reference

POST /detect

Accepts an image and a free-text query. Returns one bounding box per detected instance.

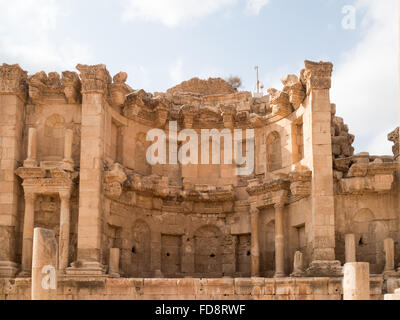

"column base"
[66,261,107,277]
[17,270,31,278]
[109,273,121,278]
[305,260,343,277]
[290,270,306,278]
[0,261,19,278]
[274,272,286,279]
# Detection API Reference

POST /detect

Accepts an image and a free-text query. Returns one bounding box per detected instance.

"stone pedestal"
[345,234,356,263]
[109,248,120,278]
[384,238,395,273]
[343,262,370,300]
[291,251,304,277]
[305,260,343,277]
[66,261,107,277]
[32,228,58,300]
[385,289,400,300]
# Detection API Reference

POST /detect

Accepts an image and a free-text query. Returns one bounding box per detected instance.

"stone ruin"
[0,60,399,300]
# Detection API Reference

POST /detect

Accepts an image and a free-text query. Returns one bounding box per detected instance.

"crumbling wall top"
[167,77,237,96]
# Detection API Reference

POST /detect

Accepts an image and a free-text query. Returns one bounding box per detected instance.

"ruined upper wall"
[167,77,237,96]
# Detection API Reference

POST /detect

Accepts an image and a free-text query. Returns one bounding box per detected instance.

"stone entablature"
[388,127,399,160]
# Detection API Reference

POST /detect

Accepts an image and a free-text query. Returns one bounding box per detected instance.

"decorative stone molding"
[28,71,64,104]
[388,127,399,160]
[0,63,28,101]
[302,60,333,93]
[62,71,81,104]
[76,64,111,95]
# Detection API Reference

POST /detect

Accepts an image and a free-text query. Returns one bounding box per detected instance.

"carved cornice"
[76,64,111,95]
[281,74,306,110]
[62,71,81,104]
[268,88,293,117]
[27,71,64,104]
[302,60,333,93]
[109,72,133,108]
[0,63,28,101]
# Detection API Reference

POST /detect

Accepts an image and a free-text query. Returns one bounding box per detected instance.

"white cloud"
[245,0,269,15]
[331,0,399,155]
[0,0,93,72]
[121,0,237,27]
[121,0,270,27]
[169,59,185,85]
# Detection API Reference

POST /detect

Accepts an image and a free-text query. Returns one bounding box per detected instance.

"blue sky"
[0,0,398,155]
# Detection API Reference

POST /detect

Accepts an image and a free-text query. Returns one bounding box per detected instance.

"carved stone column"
[24,127,38,168]
[20,192,36,276]
[274,202,286,278]
[250,208,260,277]
[59,191,71,271]
[302,60,342,276]
[63,129,74,171]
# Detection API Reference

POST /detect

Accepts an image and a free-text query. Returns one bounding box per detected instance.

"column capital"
[24,192,36,202]
[76,64,111,95]
[0,63,28,101]
[302,60,333,92]
[59,191,71,202]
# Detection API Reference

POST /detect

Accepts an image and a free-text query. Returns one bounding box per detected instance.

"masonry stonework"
[0,60,399,300]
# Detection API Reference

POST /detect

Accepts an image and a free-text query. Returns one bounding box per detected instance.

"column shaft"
[59,193,71,271]
[251,209,260,277]
[275,204,285,277]
[21,193,35,275]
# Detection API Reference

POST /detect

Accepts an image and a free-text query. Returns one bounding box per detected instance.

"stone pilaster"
[302,61,342,276]
[0,64,27,277]
[71,64,111,275]
[250,207,260,277]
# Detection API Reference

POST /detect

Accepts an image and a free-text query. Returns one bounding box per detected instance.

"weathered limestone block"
[32,228,58,300]
[28,71,64,104]
[345,234,356,263]
[343,263,370,300]
[104,163,127,200]
[268,88,293,117]
[180,104,197,128]
[167,77,236,95]
[281,74,306,109]
[0,63,28,100]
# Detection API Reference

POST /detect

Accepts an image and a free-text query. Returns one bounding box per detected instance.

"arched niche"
[129,220,151,277]
[266,131,282,172]
[194,225,222,276]
[350,208,389,274]
[263,219,275,275]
